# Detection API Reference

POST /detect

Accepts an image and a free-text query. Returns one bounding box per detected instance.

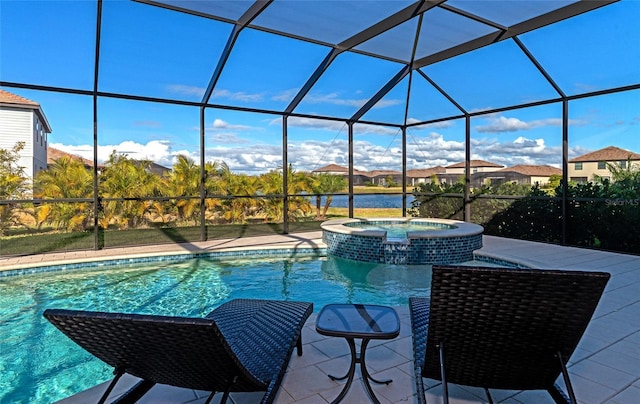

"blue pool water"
[0,254,436,403]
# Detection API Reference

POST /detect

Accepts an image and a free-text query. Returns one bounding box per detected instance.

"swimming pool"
[0,251,516,403]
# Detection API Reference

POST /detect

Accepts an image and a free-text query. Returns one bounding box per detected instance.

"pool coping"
[0,245,327,278]
[320,217,484,239]
[0,233,534,279]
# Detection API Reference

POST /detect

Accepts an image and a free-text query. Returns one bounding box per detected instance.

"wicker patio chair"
[43,298,313,404]
[409,265,610,404]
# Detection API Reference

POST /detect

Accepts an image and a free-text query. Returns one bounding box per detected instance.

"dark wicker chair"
[409,265,610,404]
[43,298,313,404]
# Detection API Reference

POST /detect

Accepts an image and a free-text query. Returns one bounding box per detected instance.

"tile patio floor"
[2,232,638,403]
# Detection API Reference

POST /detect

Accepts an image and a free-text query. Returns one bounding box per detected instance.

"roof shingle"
[0,89,40,106]
[569,146,640,162]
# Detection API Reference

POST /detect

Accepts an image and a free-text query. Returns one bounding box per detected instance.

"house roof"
[568,146,640,163]
[146,162,171,176]
[367,170,401,178]
[0,89,39,106]
[48,147,97,168]
[498,164,562,176]
[446,160,504,169]
[0,89,52,133]
[312,164,349,173]
[406,167,446,178]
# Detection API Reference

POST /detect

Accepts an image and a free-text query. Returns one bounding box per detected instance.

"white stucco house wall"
[0,89,52,181]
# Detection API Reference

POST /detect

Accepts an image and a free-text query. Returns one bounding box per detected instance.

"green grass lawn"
[0,206,405,257]
[0,221,327,256]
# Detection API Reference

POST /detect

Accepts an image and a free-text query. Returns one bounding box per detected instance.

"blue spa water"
[346,222,443,240]
[0,254,435,403]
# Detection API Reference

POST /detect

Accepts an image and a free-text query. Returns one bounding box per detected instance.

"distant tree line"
[410,160,640,254]
[0,143,347,236]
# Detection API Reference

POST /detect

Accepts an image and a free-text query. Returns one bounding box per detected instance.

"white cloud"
[51,130,564,175]
[304,92,402,109]
[271,89,297,102]
[476,116,531,133]
[209,132,250,144]
[475,115,585,133]
[407,118,454,129]
[50,140,174,167]
[211,89,264,102]
[274,116,398,136]
[212,118,252,131]
[165,84,205,98]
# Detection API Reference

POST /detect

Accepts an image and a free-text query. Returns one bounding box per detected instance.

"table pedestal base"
[327,337,392,404]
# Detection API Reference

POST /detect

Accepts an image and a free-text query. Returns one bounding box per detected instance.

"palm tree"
[34,156,94,231]
[99,151,160,229]
[203,160,227,222]
[313,173,347,220]
[258,165,314,222]
[286,165,315,221]
[222,173,260,223]
[257,169,283,221]
[163,155,201,224]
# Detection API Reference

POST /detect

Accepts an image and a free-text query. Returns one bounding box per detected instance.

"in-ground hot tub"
[321,218,483,265]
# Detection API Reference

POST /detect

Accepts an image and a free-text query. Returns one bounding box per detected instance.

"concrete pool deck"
[2,232,638,403]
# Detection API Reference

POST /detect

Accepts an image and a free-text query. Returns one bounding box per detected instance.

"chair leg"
[438,343,449,404]
[415,365,427,404]
[556,351,577,404]
[204,391,217,404]
[548,384,571,404]
[219,375,238,404]
[296,335,303,356]
[111,379,156,404]
[484,388,494,404]
[98,369,124,404]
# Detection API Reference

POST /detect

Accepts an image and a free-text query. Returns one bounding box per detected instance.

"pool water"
[346,222,442,239]
[0,254,433,403]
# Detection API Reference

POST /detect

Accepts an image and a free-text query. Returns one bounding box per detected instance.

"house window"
[620,160,627,169]
[473,168,478,174]
[575,162,583,170]
[597,161,606,170]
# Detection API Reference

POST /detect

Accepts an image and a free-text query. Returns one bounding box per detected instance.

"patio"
[3,232,638,403]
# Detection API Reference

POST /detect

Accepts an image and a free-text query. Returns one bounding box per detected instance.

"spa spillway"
[321,218,483,265]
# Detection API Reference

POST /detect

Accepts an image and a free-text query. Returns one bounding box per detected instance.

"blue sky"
[1,0,638,174]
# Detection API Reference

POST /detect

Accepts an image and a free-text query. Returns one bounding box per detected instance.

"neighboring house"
[311,164,348,176]
[145,161,171,177]
[0,89,52,180]
[474,164,562,187]
[48,148,169,177]
[444,160,504,175]
[434,160,504,185]
[367,170,402,186]
[568,146,640,183]
[47,147,95,169]
[312,164,371,186]
[312,165,418,186]
[406,166,446,186]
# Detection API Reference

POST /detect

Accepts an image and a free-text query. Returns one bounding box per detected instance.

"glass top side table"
[315,303,400,404]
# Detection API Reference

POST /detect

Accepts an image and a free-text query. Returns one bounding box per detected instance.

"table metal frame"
[315,303,400,404]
